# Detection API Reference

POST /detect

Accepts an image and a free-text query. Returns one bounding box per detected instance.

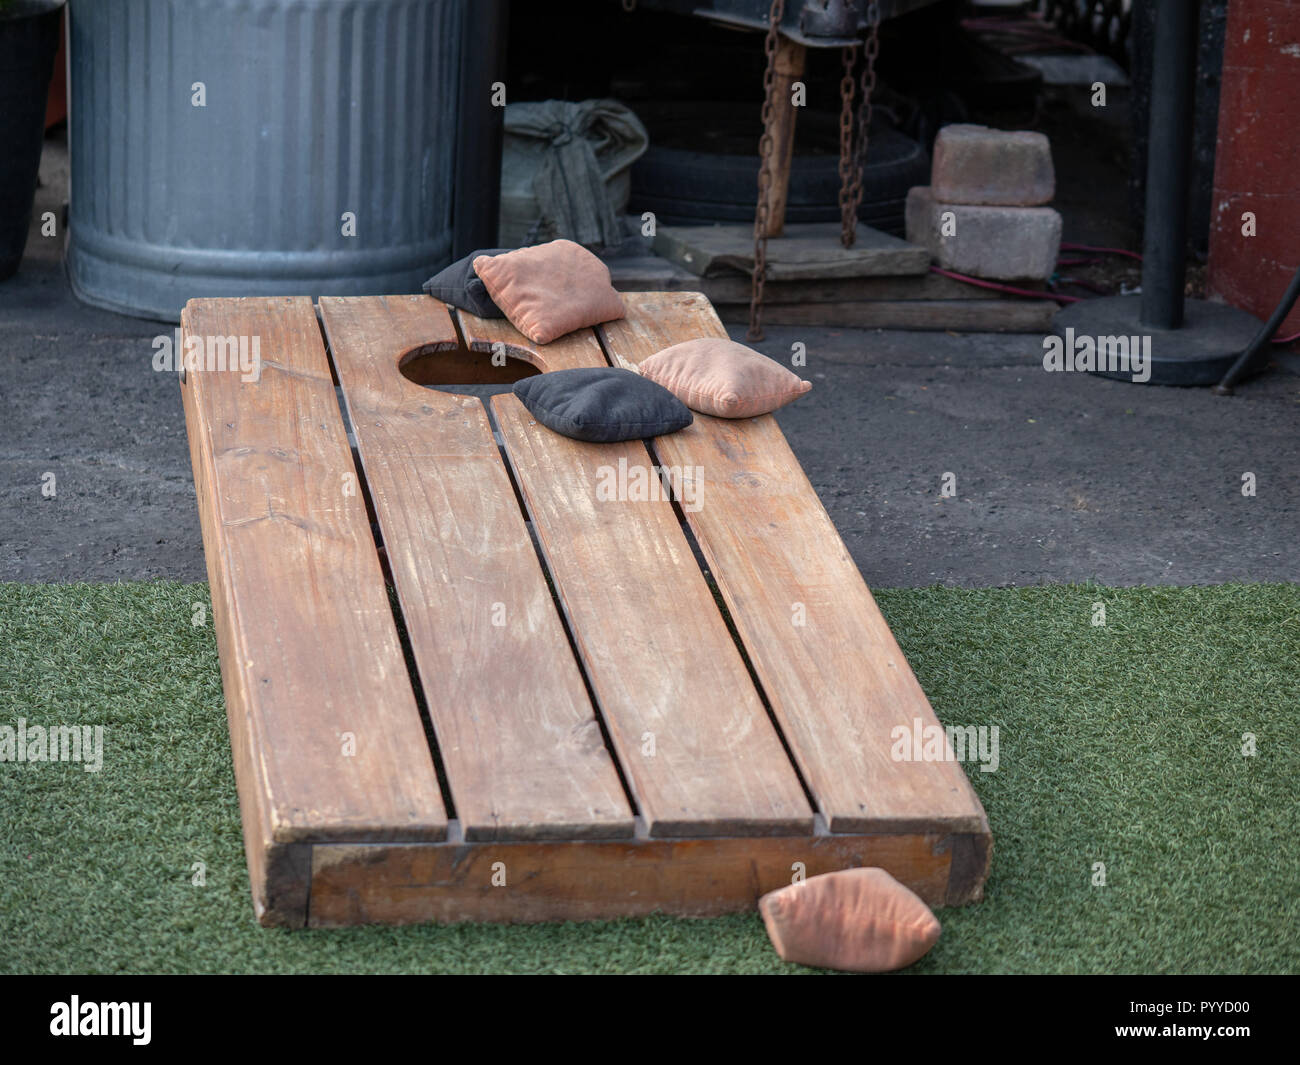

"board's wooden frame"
[181,293,992,928]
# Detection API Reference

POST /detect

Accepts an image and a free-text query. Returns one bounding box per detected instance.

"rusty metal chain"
[836,45,858,248]
[752,0,882,329]
[747,0,786,342]
[840,0,882,249]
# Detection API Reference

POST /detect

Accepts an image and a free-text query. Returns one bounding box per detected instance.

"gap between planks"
[319,296,637,842]
[597,292,989,837]
[315,294,985,841]
[451,306,820,834]
[315,301,639,837]
[455,307,815,838]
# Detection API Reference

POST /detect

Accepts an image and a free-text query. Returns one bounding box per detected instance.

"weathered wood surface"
[760,35,807,237]
[318,295,634,842]
[608,253,1051,331]
[453,307,609,374]
[494,390,813,838]
[653,222,929,280]
[307,825,989,925]
[600,292,989,837]
[184,290,992,926]
[180,297,447,842]
[713,297,1057,332]
[608,255,1026,302]
[180,297,449,924]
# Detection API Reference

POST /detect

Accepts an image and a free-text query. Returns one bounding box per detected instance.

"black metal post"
[1140,0,1199,330]
[1051,0,1263,386]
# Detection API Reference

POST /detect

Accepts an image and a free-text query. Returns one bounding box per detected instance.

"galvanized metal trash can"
[66,0,466,322]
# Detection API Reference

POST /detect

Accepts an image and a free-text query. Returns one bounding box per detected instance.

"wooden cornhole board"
[180,290,990,928]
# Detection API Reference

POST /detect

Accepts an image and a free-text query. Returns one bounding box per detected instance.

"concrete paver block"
[931,123,1055,206]
[905,186,1062,282]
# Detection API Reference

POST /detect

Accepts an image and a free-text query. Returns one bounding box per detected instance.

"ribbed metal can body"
[66,0,463,321]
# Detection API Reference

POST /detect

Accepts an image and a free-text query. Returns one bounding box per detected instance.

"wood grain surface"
[600,292,989,837]
[493,389,813,838]
[319,295,634,842]
[180,298,448,858]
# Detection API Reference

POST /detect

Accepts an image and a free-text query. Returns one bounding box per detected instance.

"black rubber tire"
[628,125,928,235]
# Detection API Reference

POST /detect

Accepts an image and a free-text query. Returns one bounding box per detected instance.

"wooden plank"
[761,36,807,236]
[608,255,1019,303]
[180,297,448,861]
[318,295,634,842]
[181,351,310,927]
[453,307,610,373]
[654,222,930,281]
[308,825,990,925]
[492,391,813,838]
[713,297,1058,332]
[599,292,990,838]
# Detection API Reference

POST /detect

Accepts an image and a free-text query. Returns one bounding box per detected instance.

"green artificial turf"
[1,581,1297,974]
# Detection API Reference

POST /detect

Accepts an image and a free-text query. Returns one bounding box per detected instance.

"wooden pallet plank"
[599,292,989,837]
[309,826,990,925]
[654,222,930,280]
[181,351,311,927]
[180,297,448,860]
[492,390,814,838]
[318,295,634,841]
[712,297,1057,332]
[608,255,1018,303]
[453,309,612,374]
[460,309,813,838]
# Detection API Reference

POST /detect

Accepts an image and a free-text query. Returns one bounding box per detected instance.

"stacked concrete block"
[905,124,1061,282]
[906,187,1062,282]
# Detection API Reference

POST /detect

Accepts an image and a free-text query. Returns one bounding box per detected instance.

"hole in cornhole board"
[398,340,542,387]
[395,336,544,518]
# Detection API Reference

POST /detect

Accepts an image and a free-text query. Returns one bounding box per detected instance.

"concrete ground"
[2,131,1298,588]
